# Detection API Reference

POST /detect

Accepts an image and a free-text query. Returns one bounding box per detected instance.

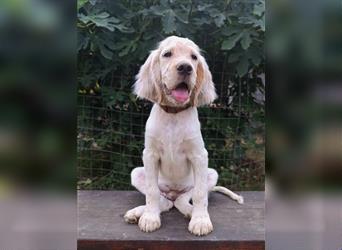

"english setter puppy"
[124,36,243,236]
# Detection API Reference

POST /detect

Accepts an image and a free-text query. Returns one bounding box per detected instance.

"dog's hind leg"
[174,190,193,218]
[174,168,218,218]
[124,196,172,224]
[124,167,173,224]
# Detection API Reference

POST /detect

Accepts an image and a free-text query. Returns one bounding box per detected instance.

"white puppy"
[124,36,243,236]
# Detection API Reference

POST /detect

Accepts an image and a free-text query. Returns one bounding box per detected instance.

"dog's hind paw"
[124,206,144,224]
[124,213,138,224]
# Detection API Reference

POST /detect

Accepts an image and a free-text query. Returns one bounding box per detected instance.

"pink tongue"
[171,89,189,103]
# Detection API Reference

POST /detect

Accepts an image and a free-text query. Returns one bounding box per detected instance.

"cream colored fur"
[124,36,243,236]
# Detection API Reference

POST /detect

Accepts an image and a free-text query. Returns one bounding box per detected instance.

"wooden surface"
[78,191,264,250]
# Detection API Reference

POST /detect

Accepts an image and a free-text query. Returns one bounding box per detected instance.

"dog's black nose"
[177,63,192,75]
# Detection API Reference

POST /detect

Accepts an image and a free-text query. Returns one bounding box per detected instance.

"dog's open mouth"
[171,82,189,103]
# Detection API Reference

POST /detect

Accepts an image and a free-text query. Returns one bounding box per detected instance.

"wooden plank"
[78,191,264,250]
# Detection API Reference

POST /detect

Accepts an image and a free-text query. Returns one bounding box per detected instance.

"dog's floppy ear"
[193,54,217,106]
[133,49,162,103]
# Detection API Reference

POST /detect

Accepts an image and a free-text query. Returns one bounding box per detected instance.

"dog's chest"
[159,119,187,162]
[154,119,191,179]
[145,105,201,178]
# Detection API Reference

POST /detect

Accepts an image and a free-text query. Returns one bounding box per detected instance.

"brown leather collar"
[159,103,192,114]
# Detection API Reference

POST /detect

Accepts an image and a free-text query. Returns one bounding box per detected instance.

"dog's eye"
[191,54,197,60]
[163,51,172,57]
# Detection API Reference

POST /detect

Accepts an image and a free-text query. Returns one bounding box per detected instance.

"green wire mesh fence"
[77,58,265,191]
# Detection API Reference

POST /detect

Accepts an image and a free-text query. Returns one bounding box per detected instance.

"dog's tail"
[211,186,244,204]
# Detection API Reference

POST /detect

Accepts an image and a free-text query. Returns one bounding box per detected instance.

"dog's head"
[133,36,217,107]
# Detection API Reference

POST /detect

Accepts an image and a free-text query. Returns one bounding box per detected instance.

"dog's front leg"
[138,148,161,232]
[188,148,213,236]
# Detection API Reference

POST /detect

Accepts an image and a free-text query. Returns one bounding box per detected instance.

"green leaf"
[207,8,221,18]
[106,99,117,108]
[198,4,213,11]
[149,5,165,16]
[240,31,252,50]
[221,26,241,36]
[193,17,211,26]
[251,56,262,66]
[77,32,89,51]
[99,44,113,60]
[90,40,96,52]
[162,10,176,34]
[174,10,189,24]
[95,12,110,19]
[256,15,265,32]
[118,45,131,57]
[78,13,90,24]
[108,40,130,50]
[236,57,249,77]
[77,0,88,10]
[253,0,265,17]
[113,23,134,33]
[160,0,169,7]
[228,53,241,63]
[214,14,226,27]
[79,12,121,31]
[221,33,243,50]
[249,48,262,66]
[238,16,255,25]
[129,93,137,103]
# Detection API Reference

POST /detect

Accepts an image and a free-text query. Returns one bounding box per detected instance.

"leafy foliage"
[77,0,265,190]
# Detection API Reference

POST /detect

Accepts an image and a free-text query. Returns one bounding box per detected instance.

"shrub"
[77,0,265,190]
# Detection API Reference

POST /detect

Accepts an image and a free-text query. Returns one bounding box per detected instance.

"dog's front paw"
[138,212,161,232]
[188,213,213,236]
